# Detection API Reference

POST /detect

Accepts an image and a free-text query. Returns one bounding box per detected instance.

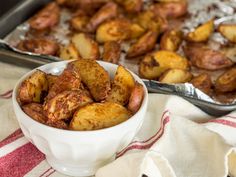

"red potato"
[127,82,144,113]
[102,41,121,64]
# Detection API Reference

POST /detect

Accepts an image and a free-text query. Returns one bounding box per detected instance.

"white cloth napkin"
[0,61,236,177]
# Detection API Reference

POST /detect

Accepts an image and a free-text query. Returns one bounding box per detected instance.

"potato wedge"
[127,82,144,113]
[159,69,192,83]
[160,29,183,51]
[70,13,89,32]
[68,59,111,101]
[115,0,143,13]
[191,73,213,95]
[72,33,100,60]
[130,23,145,39]
[218,24,236,43]
[184,44,233,70]
[70,102,131,130]
[106,66,135,105]
[44,90,93,122]
[186,20,214,42]
[102,41,121,64]
[46,120,68,129]
[18,70,48,104]
[59,43,80,60]
[127,30,158,58]
[215,67,236,93]
[46,74,58,91]
[139,50,189,79]
[86,2,118,32]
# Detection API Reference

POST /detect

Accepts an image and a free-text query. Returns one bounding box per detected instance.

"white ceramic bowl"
[12,60,148,177]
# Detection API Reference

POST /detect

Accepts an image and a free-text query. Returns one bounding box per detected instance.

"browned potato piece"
[70,102,131,130]
[70,13,89,32]
[86,2,118,32]
[69,59,111,101]
[184,44,233,70]
[218,24,236,43]
[44,90,93,122]
[107,66,135,105]
[213,91,236,104]
[72,33,100,60]
[46,120,68,129]
[18,70,48,104]
[191,73,213,95]
[160,29,183,51]
[29,2,60,31]
[59,43,80,60]
[17,38,59,56]
[139,50,189,79]
[215,67,236,93]
[102,41,121,64]
[130,23,145,39]
[115,0,143,13]
[46,67,81,100]
[159,69,192,83]
[46,74,58,90]
[127,31,158,58]
[127,82,144,113]
[186,20,214,42]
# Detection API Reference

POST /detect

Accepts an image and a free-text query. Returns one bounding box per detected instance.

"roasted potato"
[106,66,135,105]
[46,74,58,90]
[22,103,47,123]
[127,82,144,113]
[218,24,236,43]
[86,2,118,32]
[17,38,59,56]
[59,43,80,60]
[18,70,48,104]
[46,120,68,129]
[69,59,111,101]
[186,20,214,42]
[115,0,143,13]
[213,91,236,104]
[159,69,192,83]
[44,90,93,122]
[127,30,158,58]
[191,73,213,95]
[102,41,121,64]
[46,67,81,100]
[215,67,236,93]
[139,50,189,79]
[130,23,145,39]
[72,33,100,60]
[29,2,60,31]
[70,13,89,32]
[70,102,131,130]
[184,44,233,70]
[160,29,183,51]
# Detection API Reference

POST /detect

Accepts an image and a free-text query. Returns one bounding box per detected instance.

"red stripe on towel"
[0,143,45,177]
[0,129,23,148]
[39,167,53,177]
[208,119,236,128]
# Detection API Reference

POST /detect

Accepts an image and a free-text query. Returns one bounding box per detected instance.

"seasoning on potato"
[115,0,143,13]
[160,29,183,51]
[218,24,236,43]
[59,43,80,60]
[159,69,192,84]
[102,41,121,64]
[191,73,213,95]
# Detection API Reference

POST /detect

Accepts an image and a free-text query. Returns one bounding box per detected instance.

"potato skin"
[102,41,121,64]
[115,0,143,13]
[70,13,89,32]
[29,2,60,31]
[215,67,236,93]
[70,102,131,130]
[184,44,233,70]
[44,90,93,122]
[218,24,236,43]
[127,82,144,113]
[18,70,48,104]
[69,59,111,101]
[46,74,58,91]
[191,73,213,95]
[127,30,158,58]
[160,29,183,51]
[159,69,192,84]
[59,43,80,60]
[139,50,189,79]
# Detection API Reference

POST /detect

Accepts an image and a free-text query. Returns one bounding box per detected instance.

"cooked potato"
[191,73,213,95]
[115,0,143,13]
[186,20,214,42]
[127,82,144,113]
[218,24,236,43]
[46,120,68,129]
[96,18,131,43]
[127,30,158,58]
[159,69,192,83]
[102,41,121,64]
[59,43,80,60]
[46,74,58,90]
[106,66,135,105]
[69,59,111,101]
[139,50,189,79]
[70,13,89,32]
[130,23,145,39]
[212,91,236,104]
[184,44,233,70]
[160,29,183,51]
[44,90,93,122]
[18,70,48,104]
[72,33,100,60]
[215,67,236,93]
[29,2,60,31]
[70,102,131,130]
[22,103,47,123]
[86,2,118,32]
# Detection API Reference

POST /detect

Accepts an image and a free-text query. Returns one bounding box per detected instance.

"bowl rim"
[12,60,148,135]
